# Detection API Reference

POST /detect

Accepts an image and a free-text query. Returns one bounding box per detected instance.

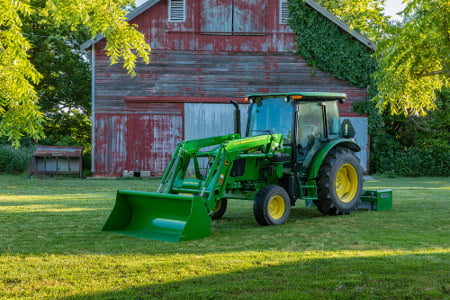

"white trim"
[168,0,185,22]
[280,0,289,25]
[91,45,96,173]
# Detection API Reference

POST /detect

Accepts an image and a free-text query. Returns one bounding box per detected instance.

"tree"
[315,0,389,41]
[373,0,449,116]
[22,0,92,148]
[0,0,151,147]
[310,0,449,116]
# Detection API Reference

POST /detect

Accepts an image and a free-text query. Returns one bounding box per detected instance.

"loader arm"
[102,133,284,242]
[161,133,284,213]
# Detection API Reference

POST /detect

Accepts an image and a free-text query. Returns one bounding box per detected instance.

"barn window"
[169,0,185,22]
[201,0,267,35]
[280,0,289,24]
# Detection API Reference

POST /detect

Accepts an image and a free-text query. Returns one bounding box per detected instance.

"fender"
[307,138,361,181]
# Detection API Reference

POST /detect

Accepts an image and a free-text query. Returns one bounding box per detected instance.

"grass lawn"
[0,175,448,299]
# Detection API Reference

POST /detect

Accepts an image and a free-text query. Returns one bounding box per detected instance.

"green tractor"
[102,92,365,242]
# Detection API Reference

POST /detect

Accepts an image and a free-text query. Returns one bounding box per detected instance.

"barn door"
[126,103,183,176]
[233,0,267,33]
[201,0,232,33]
[201,0,267,33]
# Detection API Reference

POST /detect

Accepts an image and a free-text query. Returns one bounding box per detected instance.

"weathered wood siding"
[92,0,370,176]
[94,103,183,176]
[184,103,248,140]
[94,49,368,110]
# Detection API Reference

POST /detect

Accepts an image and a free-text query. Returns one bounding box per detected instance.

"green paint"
[246,92,347,100]
[102,191,210,243]
[307,139,361,180]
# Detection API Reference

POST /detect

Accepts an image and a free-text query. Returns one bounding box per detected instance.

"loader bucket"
[102,190,211,242]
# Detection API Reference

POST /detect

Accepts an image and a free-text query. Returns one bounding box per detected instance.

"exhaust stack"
[230,100,241,135]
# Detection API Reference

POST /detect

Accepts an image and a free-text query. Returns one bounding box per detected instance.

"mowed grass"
[0,175,448,299]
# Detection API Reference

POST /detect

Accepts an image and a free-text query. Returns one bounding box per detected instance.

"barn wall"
[184,103,249,140]
[92,0,371,176]
[94,113,127,175]
[94,48,368,110]
[132,0,294,52]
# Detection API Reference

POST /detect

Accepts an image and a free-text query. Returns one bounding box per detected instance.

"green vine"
[287,1,449,176]
[287,0,377,88]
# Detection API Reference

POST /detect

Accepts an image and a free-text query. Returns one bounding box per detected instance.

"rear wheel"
[253,185,290,225]
[315,147,363,215]
[212,198,227,219]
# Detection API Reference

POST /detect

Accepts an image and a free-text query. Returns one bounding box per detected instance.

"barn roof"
[80,0,376,51]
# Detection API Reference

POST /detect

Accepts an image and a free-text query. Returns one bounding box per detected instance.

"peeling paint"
[92,0,371,176]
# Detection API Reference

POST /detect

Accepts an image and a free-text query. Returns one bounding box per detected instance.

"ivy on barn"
[287,0,377,88]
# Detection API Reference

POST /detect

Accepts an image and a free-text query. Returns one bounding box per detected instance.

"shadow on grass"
[62,253,449,299]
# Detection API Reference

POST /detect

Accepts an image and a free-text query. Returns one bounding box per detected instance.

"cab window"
[326,101,340,138]
[296,102,324,150]
[248,98,294,145]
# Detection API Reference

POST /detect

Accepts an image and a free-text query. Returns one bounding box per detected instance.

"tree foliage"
[22,0,92,148]
[290,0,449,176]
[373,0,449,116]
[314,0,388,41]
[0,0,151,147]
[0,0,43,147]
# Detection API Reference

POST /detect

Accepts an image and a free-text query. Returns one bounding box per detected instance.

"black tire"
[253,185,291,226]
[315,147,364,215]
[212,198,227,219]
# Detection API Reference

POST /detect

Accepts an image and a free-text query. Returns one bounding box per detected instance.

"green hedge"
[363,90,449,177]
[0,145,35,174]
[371,144,450,177]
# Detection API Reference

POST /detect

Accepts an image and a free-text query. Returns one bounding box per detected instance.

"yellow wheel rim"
[268,195,285,220]
[335,164,358,203]
[213,199,223,214]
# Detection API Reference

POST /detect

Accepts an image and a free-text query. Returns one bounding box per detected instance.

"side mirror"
[341,119,356,138]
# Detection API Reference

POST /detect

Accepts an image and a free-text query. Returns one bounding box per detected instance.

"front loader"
[102,92,365,242]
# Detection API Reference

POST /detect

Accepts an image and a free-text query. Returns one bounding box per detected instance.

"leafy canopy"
[297,0,449,116]
[373,0,449,116]
[315,0,388,41]
[0,0,151,147]
[22,0,92,149]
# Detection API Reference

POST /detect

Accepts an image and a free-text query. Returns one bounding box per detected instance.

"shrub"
[372,145,450,177]
[0,145,35,174]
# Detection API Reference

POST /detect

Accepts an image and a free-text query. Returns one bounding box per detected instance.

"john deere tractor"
[102,92,364,242]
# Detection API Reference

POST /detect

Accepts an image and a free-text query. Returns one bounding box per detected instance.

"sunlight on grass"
[0,205,100,213]
[1,249,448,298]
[0,175,449,298]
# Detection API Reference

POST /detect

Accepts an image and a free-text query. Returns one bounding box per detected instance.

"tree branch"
[415,70,443,77]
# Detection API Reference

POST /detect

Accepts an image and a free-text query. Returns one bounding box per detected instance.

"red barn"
[81,0,375,177]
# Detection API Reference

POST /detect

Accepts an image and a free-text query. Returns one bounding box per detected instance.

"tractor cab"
[245,92,349,172]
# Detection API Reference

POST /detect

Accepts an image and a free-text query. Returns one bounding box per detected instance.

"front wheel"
[212,198,227,220]
[253,185,290,226]
[315,147,364,215]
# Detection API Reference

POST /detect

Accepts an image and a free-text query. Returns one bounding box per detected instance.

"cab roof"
[245,92,347,100]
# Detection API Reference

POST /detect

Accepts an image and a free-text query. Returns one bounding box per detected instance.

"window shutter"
[280,0,289,24]
[169,0,185,22]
